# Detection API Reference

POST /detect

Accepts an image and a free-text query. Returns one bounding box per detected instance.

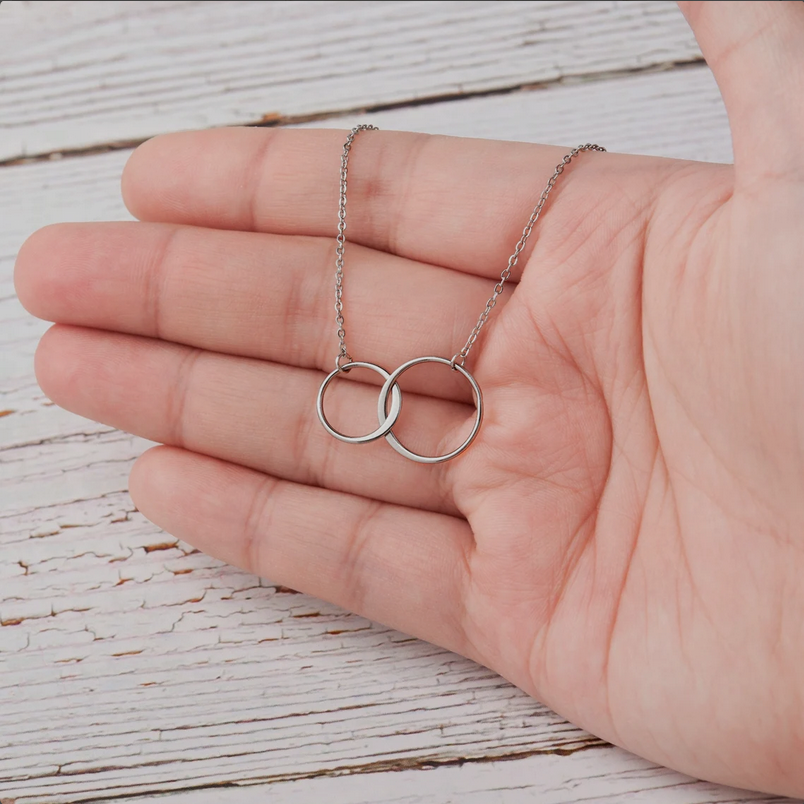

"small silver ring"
[377,356,483,464]
[317,361,402,444]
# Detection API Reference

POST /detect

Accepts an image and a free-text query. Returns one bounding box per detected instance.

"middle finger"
[17,222,505,400]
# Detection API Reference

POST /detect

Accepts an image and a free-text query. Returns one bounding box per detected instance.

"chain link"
[333,126,605,371]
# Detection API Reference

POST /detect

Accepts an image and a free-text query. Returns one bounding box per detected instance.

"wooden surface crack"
[36,741,610,804]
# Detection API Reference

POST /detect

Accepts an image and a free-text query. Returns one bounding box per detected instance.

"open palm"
[14,2,804,796]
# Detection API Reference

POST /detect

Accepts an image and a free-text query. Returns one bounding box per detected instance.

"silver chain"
[333,126,605,370]
[451,141,606,366]
[334,124,378,368]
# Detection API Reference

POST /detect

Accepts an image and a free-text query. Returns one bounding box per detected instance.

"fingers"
[121,127,611,280]
[129,445,474,656]
[678,1,804,180]
[35,325,475,515]
[16,222,495,400]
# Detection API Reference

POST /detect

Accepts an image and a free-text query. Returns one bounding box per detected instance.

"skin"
[13,1,804,795]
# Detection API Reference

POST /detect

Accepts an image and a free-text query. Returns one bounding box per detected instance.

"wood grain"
[0,0,702,161]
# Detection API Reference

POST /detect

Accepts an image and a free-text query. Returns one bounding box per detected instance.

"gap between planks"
[0,0,702,160]
[0,57,705,169]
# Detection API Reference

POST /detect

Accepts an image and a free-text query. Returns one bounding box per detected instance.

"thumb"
[678,1,804,185]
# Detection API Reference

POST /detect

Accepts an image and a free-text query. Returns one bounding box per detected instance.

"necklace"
[316,125,605,464]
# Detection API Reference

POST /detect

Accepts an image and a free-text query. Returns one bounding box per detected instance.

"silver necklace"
[316,125,605,464]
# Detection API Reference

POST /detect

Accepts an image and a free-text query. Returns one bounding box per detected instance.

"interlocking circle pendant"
[378,357,483,464]
[316,361,402,444]
[316,356,483,463]
[319,126,603,466]
[316,127,603,466]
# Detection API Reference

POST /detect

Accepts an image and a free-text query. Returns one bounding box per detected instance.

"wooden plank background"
[1,0,704,161]
[0,2,787,802]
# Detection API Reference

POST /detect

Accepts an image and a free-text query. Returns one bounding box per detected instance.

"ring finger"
[35,325,478,514]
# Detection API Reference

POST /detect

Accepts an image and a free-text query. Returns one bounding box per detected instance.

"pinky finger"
[129,446,475,657]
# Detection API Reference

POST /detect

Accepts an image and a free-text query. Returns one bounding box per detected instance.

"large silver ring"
[316,361,402,444]
[377,356,483,464]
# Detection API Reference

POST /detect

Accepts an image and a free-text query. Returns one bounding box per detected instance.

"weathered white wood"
[127,750,790,804]
[0,62,758,804]
[0,0,702,160]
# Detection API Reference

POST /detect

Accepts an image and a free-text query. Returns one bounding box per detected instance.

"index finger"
[121,127,622,281]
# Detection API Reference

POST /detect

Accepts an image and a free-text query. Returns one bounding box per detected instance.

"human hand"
[14,1,804,795]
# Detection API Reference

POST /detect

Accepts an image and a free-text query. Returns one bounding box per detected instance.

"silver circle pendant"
[316,361,402,444]
[377,356,483,464]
